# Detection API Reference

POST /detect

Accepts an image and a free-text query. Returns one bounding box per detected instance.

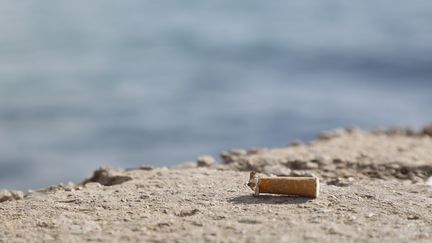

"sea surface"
[1,1,432,190]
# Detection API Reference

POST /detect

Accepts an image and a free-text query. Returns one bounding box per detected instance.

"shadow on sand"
[228,194,312,205]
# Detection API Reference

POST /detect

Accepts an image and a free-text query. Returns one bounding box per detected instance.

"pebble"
[312,155,331,165]
[327,177,355,187]
[228,149,247,156]
[0,190,24,203]
[83,167,132,186]
[191,221,203,227]
[139,164,154,170]
[196,155,216,167]
[246,148,261,155]
[286,160,319,170]
[238,218,261,224]
[318,129,346,140]
[407,215,419,220]
[156,221,172,227]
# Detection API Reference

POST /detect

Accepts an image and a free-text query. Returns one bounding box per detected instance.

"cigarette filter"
[247,171,319,198]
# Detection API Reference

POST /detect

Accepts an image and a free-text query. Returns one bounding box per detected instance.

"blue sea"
[1,1,432,190]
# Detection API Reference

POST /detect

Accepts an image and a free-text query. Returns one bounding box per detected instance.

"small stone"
[36,221,53,228]
[63,182,76,191]
[139,164,154,170]
[407,215,419,220]
[327,178,354,187]
[228,149,247,156]
[318,129,346,140]
[84,182,103,189]
[305,162,319,169]
[191,221,203,227]
[220,151,234,164]
[197,155,216,167]
[0,190,24,203]
[157,221,172,227]
[286,160,318,170]
[238,218,261,224]
[176,208,199,217]
[311,156,331,165]
[246,148,261,155]
[82,167,132,186]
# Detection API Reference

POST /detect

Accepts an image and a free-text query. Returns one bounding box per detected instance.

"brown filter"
[248,172,319,198]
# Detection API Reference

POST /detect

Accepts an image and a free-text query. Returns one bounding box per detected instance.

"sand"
[1,125,432,242]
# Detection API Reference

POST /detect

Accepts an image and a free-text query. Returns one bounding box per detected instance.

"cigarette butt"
[247,171,319,198]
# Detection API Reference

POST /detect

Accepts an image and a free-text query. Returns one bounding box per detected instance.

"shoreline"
[1,124,432,242]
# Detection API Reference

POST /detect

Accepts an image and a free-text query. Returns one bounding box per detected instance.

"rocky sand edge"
[1,124,432,242]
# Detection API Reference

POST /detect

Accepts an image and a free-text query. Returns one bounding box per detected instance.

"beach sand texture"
[1,125,432,242]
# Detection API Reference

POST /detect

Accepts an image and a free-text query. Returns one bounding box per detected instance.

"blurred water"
[1,1,432,190]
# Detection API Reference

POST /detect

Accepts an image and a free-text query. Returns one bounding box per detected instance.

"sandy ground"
[1,125,432,242]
